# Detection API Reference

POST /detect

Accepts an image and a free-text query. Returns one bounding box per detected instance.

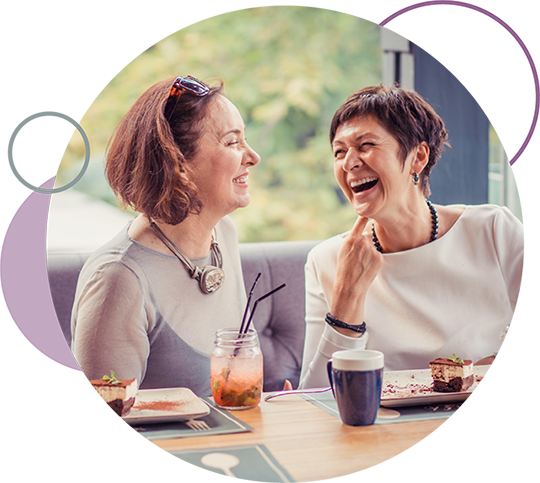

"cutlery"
[186,419,211,430]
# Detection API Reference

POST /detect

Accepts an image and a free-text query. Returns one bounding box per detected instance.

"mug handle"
[326,359,335,397]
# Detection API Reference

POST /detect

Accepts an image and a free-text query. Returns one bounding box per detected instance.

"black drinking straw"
[239,273,262,336]
[243,283,286,334]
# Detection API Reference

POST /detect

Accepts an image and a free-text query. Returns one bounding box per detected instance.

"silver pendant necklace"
[149,221,225,294]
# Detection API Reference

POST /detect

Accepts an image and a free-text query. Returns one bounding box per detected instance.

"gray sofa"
[47,240,319,392]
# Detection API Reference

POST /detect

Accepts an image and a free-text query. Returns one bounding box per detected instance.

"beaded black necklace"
[371,199,438,253]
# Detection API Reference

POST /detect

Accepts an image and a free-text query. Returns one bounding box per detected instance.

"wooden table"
[77,395,540,483]
[153,394,445,481]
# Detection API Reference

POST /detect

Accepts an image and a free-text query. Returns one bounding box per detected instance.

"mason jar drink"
[210,328,263,410]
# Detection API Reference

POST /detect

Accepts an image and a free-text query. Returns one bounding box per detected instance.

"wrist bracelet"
[325,313,366,335]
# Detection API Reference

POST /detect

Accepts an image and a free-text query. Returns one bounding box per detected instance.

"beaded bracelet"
[325,313,366,335]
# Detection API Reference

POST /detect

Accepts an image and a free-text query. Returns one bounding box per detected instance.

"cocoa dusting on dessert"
[133,399,186,411]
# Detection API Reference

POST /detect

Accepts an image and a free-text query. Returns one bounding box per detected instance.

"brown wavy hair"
[329,84,450,197]
[106,77,224,225]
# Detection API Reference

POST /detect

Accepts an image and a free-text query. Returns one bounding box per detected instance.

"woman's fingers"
[282,379,293,391]
[335,216,383,291]
[349,216,370,238]
[343,216,374,254]
[331,217,383,325]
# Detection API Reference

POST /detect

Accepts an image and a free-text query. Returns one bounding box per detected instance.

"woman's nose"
[342,148,362,171]
[244,144,261,167]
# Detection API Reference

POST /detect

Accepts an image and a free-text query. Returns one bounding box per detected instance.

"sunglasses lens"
[180,76,210,96]
[165,76,210,121]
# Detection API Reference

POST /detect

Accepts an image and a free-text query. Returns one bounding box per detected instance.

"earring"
[412,172,419,185]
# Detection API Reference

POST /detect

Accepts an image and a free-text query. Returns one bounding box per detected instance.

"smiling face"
[332,116,427,220]
[188,96,261,220]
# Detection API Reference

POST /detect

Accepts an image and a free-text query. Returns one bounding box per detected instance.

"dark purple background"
[0,0,540,483]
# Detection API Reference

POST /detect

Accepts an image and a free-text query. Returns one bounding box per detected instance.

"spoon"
[201,452,240,478]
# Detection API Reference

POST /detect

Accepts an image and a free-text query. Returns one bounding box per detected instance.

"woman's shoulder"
[307,231,348,264]
[434,204,466,238]
[457,203,522,228]
[216,215,239,241]
[81,225,143,280]
[440,203,523,246]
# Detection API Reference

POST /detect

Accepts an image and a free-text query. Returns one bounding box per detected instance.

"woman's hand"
[282,379,293,391]
[330,216,383,333]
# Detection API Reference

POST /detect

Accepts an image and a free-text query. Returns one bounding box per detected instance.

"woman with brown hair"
[299,85,523,388]
[71,76,260,395]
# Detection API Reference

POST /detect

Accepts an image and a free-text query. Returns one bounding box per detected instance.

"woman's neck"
[372,196,434,253]
[129,213,218,259]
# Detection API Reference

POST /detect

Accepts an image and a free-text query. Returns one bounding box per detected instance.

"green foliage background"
[57,6,383,242]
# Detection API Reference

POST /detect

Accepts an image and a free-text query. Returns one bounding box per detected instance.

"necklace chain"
[149,220,225,294]
[371,199,438,253]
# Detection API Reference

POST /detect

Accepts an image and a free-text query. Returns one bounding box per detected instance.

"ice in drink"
[210,328,263,410]
[211,353,263,409]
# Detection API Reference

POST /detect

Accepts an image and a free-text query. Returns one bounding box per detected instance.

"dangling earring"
[412,172,419,185]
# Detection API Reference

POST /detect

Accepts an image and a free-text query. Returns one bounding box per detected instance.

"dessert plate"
[380,365,490,408]
[122,387,210,425]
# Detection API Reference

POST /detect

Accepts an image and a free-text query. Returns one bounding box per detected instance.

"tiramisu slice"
[429,355,474,393]
[90,371,137,416]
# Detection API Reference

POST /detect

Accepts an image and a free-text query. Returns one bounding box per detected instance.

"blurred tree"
[57,6,382,242]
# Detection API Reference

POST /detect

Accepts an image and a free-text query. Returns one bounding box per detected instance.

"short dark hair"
[106,77,224,225]
[329,84,450,197]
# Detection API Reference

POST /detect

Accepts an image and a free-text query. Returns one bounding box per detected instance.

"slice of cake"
[429,355,474,393]
[90,371,137,416]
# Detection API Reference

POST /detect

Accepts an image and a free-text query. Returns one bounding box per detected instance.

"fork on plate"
[186,419,211,431]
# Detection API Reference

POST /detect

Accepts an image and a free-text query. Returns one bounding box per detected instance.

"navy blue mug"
[327,350,384,426]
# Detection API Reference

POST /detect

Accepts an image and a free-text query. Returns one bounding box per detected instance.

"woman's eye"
[334,149,345,158]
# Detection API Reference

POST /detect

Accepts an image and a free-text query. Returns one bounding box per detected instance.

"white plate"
[380,365,490,408]
[122,387,210,425]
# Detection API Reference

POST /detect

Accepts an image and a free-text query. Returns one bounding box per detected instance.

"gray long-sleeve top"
[71,216,246,396]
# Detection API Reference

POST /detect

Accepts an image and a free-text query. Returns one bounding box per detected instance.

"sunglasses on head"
[165,75,210,120]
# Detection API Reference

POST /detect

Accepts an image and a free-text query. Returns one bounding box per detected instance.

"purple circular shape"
[379,0,540,166]
[0,168,81,483]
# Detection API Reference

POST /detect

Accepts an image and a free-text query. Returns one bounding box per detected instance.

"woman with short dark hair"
[71,76,260,395]
[299,85,523,388]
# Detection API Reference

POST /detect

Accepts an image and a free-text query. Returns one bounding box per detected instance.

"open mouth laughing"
[233,174,248,184]
[350,177,379,193]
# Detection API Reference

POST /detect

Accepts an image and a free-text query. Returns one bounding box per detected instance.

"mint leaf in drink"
[221,367,231,379]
